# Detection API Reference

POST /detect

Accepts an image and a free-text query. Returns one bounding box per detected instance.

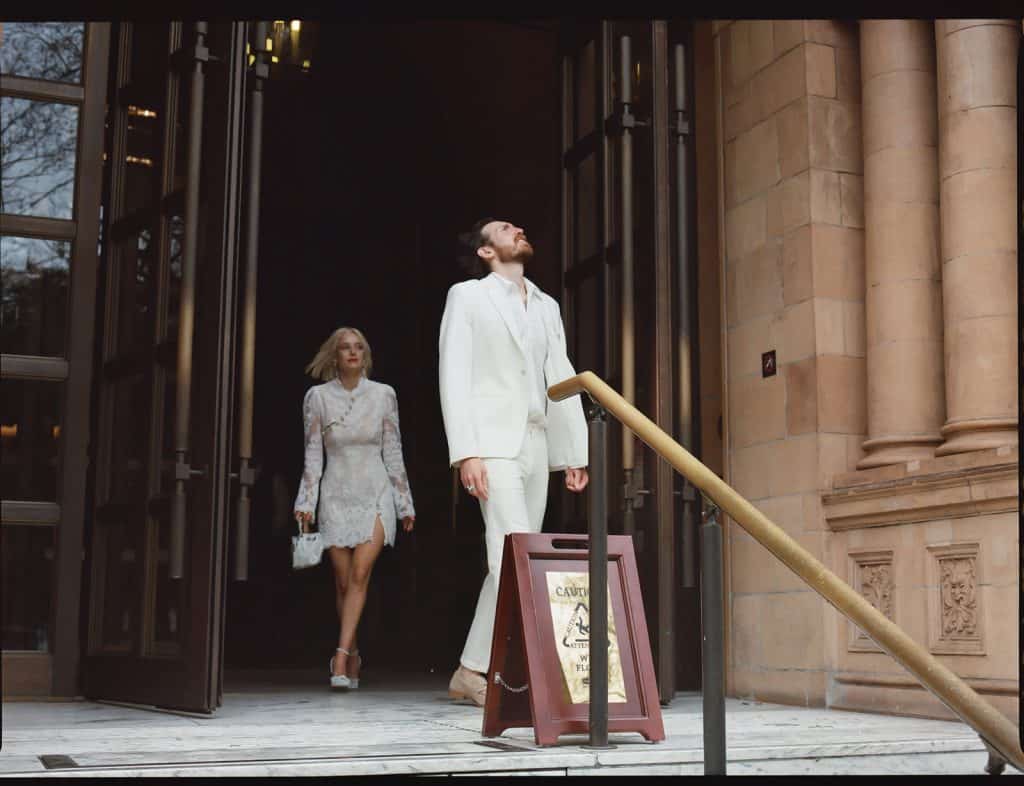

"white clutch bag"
[292,520,323,570]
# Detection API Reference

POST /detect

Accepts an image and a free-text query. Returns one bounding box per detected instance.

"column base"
[857,436,944,469]
[935,418,1018,457]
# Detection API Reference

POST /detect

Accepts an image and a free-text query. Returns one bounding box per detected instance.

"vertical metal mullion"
[208,20,250,709]
[141,24,181,657]
[674,36,699,590]
[599,22,612,381]
[169,22,210,579]
[560,48,574,353]
[651,20,676,705]
[233,20,269,582]
[52,22,111,696]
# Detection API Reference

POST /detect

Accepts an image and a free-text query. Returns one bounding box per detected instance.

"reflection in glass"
[151,515,184,649]
[0,380,63,502]
[128,23,170,96]
[1,525,56,651]
[98,521,141,651]
[165,214,184,339]
[574,273,601,376]
[115,227,156,355]
[123,107,162,211]
[0,235,70,357]
[171,73,190,191]
[0,22,85,83]
[607,140,618,245]
[575,39,596,142]
[575,154,599,262]
[159,366,177,494]
[0,97,80,219]
[108,373,150,503]
[122,23,168,212]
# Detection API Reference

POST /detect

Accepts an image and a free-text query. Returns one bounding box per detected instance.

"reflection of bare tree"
[1,97,79,218]
[0,22,84,82]
[1,23,84,218]
[0,236,70,356]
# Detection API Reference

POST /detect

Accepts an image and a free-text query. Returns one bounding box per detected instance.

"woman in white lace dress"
[293,326,415,690]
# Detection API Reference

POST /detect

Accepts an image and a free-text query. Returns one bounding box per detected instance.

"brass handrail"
[549,370,1023,772]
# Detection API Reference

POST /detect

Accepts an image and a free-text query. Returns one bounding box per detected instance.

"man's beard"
[502,239,534,265]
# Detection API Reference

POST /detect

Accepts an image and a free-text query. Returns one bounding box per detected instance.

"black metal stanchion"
[585,400,613,750]
[701,499,726,774]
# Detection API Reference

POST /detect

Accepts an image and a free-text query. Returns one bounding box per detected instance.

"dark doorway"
[223,22,565,680]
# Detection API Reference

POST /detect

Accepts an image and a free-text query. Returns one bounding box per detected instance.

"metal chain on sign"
[493,672,529,693]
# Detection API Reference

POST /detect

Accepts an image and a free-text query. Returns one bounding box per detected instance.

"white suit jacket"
[438,273,588,470]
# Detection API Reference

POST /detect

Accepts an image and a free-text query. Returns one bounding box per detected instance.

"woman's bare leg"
[326,546,353,676]
[336,516,386,678]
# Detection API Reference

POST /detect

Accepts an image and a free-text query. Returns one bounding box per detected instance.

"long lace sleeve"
[381,387,415,519]
[293,387,323,516]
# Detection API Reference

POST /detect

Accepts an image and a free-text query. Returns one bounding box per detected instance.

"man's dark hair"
[456,217,495,279]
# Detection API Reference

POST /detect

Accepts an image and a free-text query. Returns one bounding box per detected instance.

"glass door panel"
[81,21,247,712]
[560,19,699,701]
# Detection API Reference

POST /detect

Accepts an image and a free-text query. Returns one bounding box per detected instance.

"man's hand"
[565,467,589,493]
[459,457,489,501]
[402,515,415,532]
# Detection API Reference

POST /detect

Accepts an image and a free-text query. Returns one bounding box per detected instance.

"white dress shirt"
[489,272,549,427]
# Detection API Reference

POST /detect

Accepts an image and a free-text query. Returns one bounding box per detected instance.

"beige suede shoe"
[448,665,487,707]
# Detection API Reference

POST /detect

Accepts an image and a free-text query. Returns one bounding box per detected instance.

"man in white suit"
[439,217,590,707]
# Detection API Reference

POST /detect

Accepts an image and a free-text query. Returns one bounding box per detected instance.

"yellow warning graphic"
[545,571,627,705]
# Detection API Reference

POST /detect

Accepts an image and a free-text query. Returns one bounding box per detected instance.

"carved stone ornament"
[848,550,894,652]
[939,557,977,637]
[927,542,984,655]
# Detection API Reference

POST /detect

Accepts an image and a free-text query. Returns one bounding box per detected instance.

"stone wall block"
[782,225,813,305]
[941,251,1016,323]
[810,225,865,299]
[939,106,1017,176]
[864,145,939,204]
[727,116,780,207]
[864,203,941,286]
[805,42,837,97]
[939,168,1017,261]
[867,277,944,346]
[785,356,818,434]
[937,23,1018,112]
[860,19,935,78]
[776,97,810,179]
[944,315,1018,420]
[734,242,784,320]
[865,340,946,435]
[773,19,806,57]
[729,373,787,448]
[809,98,863,173]
[839,174,864,228]
[817,355,867,434]
[862,70,938,154]
[809,168,842,225]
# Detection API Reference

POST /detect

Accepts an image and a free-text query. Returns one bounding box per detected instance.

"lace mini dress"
[293,376,415,548]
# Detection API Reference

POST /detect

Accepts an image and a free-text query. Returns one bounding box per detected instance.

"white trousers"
[459,424,549,673]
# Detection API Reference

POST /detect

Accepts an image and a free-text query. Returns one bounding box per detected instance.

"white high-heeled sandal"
[329,647,361,690]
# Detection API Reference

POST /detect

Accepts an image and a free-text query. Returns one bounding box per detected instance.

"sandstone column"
[857,20,945,468]
[934,20,1019,456]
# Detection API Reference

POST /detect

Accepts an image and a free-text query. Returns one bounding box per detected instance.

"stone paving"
[0,670,1007,777]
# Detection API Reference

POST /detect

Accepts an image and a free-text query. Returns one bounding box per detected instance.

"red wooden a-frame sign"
[482,532,665,746]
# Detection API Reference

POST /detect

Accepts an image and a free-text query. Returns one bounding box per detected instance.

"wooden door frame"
[0,22,111,698]
[79,21,248,712]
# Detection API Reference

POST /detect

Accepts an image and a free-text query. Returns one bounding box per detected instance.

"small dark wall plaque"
[762,350,777,377]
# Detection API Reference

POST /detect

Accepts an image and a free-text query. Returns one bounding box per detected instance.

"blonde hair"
[305,326,373,381]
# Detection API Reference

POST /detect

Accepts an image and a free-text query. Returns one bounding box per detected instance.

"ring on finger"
[466,484,476,492]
